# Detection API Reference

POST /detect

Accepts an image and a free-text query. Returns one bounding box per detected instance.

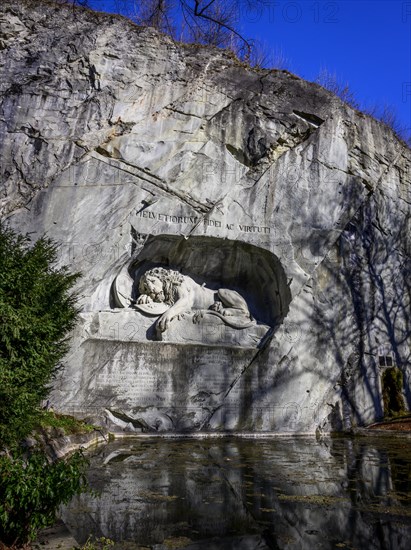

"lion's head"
[138,267,185,305]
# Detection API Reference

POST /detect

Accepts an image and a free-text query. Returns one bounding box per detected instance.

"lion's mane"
[138,267,185,305]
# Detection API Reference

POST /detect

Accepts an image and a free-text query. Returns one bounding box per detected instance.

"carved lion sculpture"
[136,267,255,332]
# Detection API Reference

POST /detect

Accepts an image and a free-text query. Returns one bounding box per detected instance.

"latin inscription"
[137,209,271,234]
[95,366,168,404]
[89,344,256,408]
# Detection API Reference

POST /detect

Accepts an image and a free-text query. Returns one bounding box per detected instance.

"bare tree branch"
[191,0,251,58]
[61,0,264,64]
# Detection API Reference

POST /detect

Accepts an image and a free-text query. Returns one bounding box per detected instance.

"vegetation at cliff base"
[0,225,89,546]
[0,449,89,546]
[36,410,96,435]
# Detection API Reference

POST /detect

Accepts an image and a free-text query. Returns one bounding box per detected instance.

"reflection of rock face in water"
[63,437,411,549]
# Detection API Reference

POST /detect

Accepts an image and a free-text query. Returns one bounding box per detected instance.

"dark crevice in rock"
[95,145,119,159]
[246,128,269,165]
[165,105,203,119]
[129,225,149,260]
[106,409,147,431]
[88,62,100,91]
[293,110,325,127]
[226,143,252,167]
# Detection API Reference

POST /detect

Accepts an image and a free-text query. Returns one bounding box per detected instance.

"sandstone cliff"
[1,0,410,433]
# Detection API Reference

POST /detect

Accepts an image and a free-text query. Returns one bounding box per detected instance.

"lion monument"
[135,267,256,333]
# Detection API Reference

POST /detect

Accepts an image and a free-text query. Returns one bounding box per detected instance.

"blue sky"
[87,1,411,136]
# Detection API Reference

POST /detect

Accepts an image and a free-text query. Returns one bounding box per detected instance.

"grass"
[36,410,96,435]
[74,536,115,550]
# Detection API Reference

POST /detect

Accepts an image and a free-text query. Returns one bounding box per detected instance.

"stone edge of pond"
[39,429,111,459]
[48,429,411,458]
[43,427,411,461]
[351,427,411,438]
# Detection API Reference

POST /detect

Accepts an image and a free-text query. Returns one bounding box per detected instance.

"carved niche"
[112,235,291,348]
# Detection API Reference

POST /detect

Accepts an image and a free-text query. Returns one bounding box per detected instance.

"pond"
[63,435,411,549]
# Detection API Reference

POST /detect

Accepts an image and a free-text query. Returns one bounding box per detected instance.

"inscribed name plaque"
[75,340,256,432]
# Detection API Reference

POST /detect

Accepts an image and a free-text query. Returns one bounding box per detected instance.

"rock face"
[1,0,410,434]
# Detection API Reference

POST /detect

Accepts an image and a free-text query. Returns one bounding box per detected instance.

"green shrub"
[382,367,406,418]
[0,225,80,447]
[0,448,89,545]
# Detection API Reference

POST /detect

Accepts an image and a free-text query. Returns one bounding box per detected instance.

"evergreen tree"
[0,225,80,447]
[0,226,89,546]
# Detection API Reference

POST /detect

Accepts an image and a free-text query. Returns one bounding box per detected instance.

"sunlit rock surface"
[1,0,410,433]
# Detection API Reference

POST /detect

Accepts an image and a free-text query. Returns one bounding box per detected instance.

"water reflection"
[63,436,411,549]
